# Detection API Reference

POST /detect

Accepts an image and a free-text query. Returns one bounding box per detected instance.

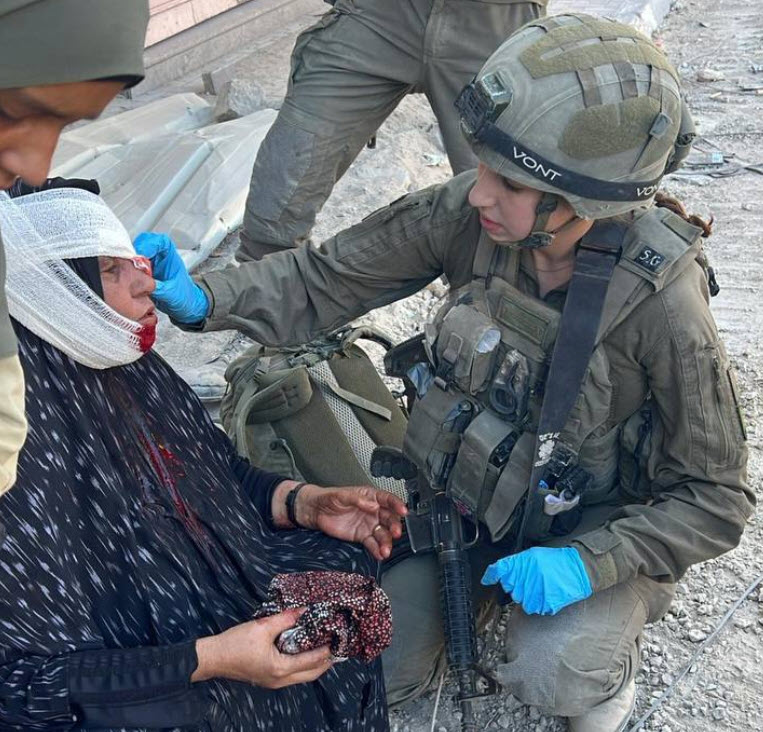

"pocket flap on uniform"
[574,529,623,556]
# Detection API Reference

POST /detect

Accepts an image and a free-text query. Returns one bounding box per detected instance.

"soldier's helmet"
[456,13,695,219]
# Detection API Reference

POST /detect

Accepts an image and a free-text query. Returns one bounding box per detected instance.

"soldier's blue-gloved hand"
[481,546,592,615]
[133,232,210,324]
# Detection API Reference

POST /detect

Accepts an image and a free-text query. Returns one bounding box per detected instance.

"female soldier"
[139,14,752,731]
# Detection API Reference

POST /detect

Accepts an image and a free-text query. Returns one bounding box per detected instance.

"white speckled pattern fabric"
[0,323,388,731]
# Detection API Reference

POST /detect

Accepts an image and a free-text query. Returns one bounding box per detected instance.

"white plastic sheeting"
[51,94,276,269]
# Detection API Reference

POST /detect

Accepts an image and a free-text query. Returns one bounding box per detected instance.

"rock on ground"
[213,78,268,121]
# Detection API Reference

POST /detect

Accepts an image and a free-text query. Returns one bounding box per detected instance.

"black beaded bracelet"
[285,482,308,527]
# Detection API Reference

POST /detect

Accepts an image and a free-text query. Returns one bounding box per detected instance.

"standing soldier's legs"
[423,1,545,175]
[239,0,429,261]
[498,574,675,722]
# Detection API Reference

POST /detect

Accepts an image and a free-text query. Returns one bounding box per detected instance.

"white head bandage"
[1,188,152,369]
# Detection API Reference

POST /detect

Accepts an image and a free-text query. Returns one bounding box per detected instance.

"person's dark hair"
[654,192,713,238]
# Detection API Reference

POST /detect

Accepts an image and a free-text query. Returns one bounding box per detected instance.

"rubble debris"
[697,67,726,81]
[213,78,268,122]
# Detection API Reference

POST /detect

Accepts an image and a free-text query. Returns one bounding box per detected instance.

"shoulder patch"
[633,245,667,273]
[617,207,702,291]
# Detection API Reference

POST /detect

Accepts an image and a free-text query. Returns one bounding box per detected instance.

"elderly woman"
[0,181,404,731]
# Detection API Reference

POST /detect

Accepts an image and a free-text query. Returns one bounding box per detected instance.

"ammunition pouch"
[435,305,501,395]
[403,384,477,489]
[481,431,535,540]
[447,410,520,519]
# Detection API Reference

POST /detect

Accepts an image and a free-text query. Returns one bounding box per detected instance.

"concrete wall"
[146,0,255,46]
[135,0,312,94]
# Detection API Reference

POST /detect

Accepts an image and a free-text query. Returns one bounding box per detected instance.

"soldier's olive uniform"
[0,243,26,498]
[197,170,752,711]
[239,0,545,260]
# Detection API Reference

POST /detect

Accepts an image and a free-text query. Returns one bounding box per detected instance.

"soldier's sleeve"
[195,172,480,346]
[572,262,754,592]
[0,355,27,499]
[0,240,27,499]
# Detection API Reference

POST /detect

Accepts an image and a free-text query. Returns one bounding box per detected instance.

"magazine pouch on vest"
[403,383,477,489]
[220,327,409,501]
[448,410,523,520]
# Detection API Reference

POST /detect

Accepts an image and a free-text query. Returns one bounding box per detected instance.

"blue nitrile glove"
[481,546,592,615]
[133,232,210,324]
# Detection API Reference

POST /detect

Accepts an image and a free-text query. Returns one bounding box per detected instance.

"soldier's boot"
[567,679,636,732]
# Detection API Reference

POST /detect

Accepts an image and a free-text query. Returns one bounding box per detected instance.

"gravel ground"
[149,0,763,729]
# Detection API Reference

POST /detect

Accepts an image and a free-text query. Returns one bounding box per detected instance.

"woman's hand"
[272,481,407,560]
[192,609,332,688]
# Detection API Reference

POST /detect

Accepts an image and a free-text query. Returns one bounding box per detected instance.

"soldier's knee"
[497,592,644,717]
[551,657,629,717]
[381,553,444,705]
[501,633,636,717]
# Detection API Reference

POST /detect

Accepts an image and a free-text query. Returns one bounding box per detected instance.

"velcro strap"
[615,62,639,99]
[648,66,663,100]
[321,380,392,421]
[577,68,602,107]
[532,17,566,33]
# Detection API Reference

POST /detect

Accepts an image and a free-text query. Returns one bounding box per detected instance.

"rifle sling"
[514,219,627,550]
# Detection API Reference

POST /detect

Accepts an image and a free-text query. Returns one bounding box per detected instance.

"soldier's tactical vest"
[404,206,705,543]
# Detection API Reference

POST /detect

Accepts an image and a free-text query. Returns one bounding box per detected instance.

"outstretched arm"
[137,172,481,346]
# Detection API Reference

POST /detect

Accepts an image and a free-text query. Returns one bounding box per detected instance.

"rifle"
[371,445,499,732]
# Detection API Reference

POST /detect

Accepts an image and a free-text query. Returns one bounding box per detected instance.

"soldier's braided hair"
[654,192,713,238]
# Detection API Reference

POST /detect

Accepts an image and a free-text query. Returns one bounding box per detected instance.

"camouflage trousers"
[239,0,543,260]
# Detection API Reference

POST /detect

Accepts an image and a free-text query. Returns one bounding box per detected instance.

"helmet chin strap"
[508,192,581,249]
[516,192,558,249]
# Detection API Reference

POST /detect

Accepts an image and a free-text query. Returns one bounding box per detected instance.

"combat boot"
[567,679,636,732]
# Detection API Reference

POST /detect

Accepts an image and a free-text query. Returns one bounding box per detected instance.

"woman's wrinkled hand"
[192,609,333,688]
[273,481,407,560]
[304,484,408,560]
